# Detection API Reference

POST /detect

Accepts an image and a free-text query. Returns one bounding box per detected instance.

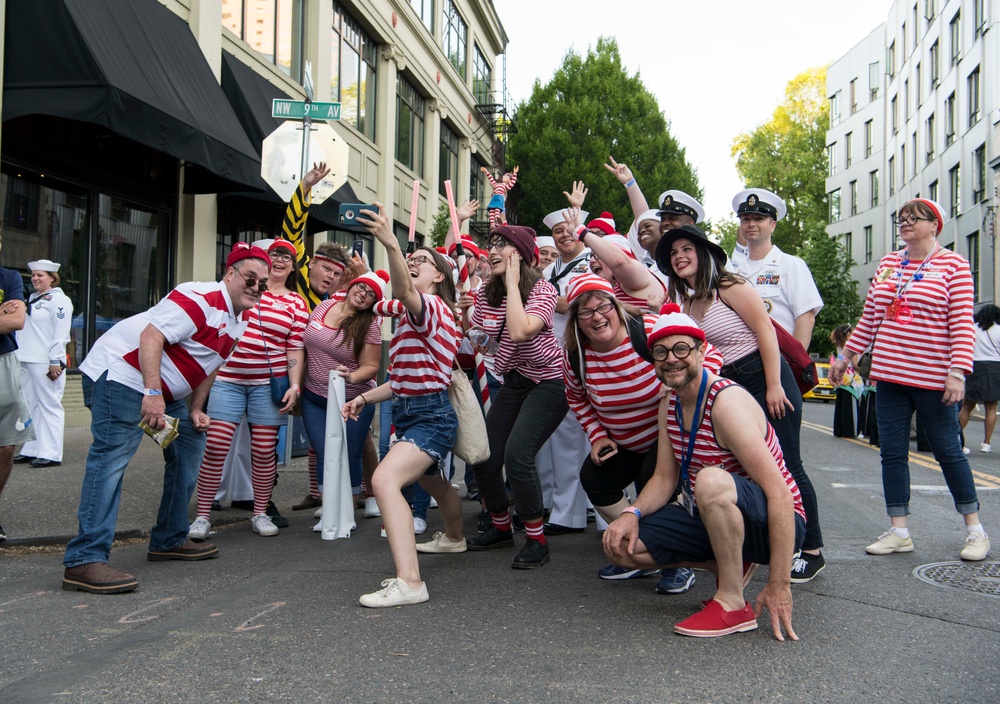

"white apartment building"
[826,0,999,303]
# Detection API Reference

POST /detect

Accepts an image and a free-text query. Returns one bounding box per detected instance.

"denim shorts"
[391,390,458,476]
[207,379,286,426]
[638,473,806,567]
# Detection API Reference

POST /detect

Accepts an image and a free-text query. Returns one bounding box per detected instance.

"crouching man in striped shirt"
[61,244,270,595]
[602,304,806,640]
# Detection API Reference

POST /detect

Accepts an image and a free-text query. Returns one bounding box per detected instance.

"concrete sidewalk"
[0,426,318,547]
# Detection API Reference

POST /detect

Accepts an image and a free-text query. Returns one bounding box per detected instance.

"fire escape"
[470,54,518,238]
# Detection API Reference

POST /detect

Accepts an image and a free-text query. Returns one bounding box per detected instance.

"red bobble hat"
[647,302,705,346]
[349,269,390,301]
[268,239,297,258]
[905,198,946,233]
[601,234,637,259]
[586,211,617,236]
[448,237,482,259]
[226,241,271,270]
[566,273,614,304]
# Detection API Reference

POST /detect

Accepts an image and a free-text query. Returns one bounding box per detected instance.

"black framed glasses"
[892,214,934,227]
[408,254,432,267]
[244,276,268,293]
[650,342,698,361]
[353,283,377,300]
[486,239,510,251]
[269,251,294,262]
[577,302,615,320]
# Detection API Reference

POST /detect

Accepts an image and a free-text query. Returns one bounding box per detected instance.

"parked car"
[803,361,835,402]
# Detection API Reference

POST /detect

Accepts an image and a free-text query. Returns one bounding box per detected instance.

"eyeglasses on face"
[893,214,934,227]
[577,301,615,320]
[243,276,268,293]
[353,283,377,300]
[486,239,511,251]
[269,251,294,262]
[408,254,432,267]
[650,342,697,361]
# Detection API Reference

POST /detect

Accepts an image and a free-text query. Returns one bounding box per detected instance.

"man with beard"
[602,304,804,640]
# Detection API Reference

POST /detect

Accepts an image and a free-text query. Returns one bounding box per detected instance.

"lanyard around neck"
[676,369,709,488]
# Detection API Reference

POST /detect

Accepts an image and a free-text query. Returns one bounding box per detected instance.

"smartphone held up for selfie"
[339,203,376,230]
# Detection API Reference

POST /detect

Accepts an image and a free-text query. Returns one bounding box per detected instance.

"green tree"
[507,37,700,228]
[730,66,861,353]
[429,200,451,247]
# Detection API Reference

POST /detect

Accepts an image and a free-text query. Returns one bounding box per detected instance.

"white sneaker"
[359,577,429,608]
[960,531,990,561]
[980,443,992,453]
[188,516,211,541]
[251,514,279,537]
[963,446,971,455]
[429,496,439,509]
[866,530,914,555]
[413,516,427,535]
[380,523,387,538]
[314,507,323,518]
[312,520,321,533]
[364,497,381,518]
[416,531,467,553]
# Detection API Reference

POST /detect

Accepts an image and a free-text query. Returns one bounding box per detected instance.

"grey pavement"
[1,403,999,703]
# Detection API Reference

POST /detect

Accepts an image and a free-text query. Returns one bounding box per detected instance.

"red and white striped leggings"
[195,419,280,517]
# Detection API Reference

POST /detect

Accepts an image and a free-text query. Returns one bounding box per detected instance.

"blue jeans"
[64,371,207,567]
[301,388,375,495]
[876,380,980,517]
[722,350,823,551]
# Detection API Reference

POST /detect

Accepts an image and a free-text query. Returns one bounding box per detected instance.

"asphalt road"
[1,401,999,703]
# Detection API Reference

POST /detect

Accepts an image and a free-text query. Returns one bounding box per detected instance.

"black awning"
[219,52,359,233]
[3,0,264,194]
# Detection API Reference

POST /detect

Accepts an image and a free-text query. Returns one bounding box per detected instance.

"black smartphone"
[598,445,617,459]
[339,203,376,228]
[352,240,365,260]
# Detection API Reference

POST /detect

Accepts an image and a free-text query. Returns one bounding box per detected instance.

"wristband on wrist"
[836,354,847,362]
[359,395,368,407]
[949,371,966,381]
[143,388,162,396]
[624,178,636,188]
[291,383,301,394]
[621,506,641,520]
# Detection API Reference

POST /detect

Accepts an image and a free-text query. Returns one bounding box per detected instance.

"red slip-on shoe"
[674,599,758,638]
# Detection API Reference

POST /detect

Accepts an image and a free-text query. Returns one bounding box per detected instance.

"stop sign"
[260,121,349,204]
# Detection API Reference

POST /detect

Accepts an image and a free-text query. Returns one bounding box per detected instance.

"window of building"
[926,113,936,162]
[975,0,986,36]
[409,0,433,32]
[844,231,853,258]
[829,189,841,223]
[902,22,907,57]
[442,0,468,79]
[828,143,838,176]
[845,132,853,167]
[331,2,377,141]
[929,179,939,202]
[945,91,956,146]
[904,79,910,118]
[889,155,896,195]
[888,40,896,77]
[395,74,425,175]
[850,180,858,216]
[949,163,961,217]
[830,91,842,127]
[470,158,485,208]
[929,40,940,86]
[864,225,873,263]
[222,0,304,81]
[864,119,874,157]
[473,45,492,104]
[974,144,987,202]
[900,144,906,184]
[950,11,961,65]
[891,95,898,133]
[849,78,858,114]
[968,66,981,126]
[916,63,922,105]
[870,61,881,100]
[968,231,980,296]
[439,122,459,198]
[911,132,918,177]
[925,0,936,23]
[870,170,880,207]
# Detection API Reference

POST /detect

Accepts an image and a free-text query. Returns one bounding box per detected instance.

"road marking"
[832,483,998,492]
[118,597,179,624]
[235,601,286,632]
[802,419,1000,488]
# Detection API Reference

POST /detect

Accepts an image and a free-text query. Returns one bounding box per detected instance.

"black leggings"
[579,441,658,507]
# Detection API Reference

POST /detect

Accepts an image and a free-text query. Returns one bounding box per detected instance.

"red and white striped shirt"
[388,293,459,396]
[667,377,805,520]
[844,248,975,390]
[217,290,308,385]
[471,278,562,383]
[303,294,382,399]
[613,279,663,311]
[696,291,759,364]
[80,281,249,402]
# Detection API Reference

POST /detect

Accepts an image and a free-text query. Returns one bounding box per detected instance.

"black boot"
[512,537,550,569]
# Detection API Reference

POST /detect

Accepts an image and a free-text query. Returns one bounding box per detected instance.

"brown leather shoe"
[147,539,220,562]
[62,562,139,594]
[292,494,322,511]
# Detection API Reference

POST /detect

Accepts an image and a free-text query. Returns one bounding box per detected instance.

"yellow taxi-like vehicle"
[803,361,835,402]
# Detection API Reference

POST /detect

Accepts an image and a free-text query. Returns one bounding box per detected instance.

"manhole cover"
[912,561,1000,599]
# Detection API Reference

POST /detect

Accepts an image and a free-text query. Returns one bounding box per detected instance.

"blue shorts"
[638,473,806,566]
[207,379,286,427]
[391,390,457,475]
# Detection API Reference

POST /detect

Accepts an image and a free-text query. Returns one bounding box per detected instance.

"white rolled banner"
[320,371,356,539]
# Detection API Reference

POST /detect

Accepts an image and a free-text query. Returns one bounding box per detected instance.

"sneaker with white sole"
[188,516,211,541]
[429,496,438,509]
[960,531,990,561]
[314,507,323,518]
[416,531,467,553]
[359,577,429,607]
[866,530,914,555]
[980,443,992,453]
[251,514,279,537]
[413,516,427,535]
[380,523,387,538]
[963,446,971,454]
[364,497,381,518]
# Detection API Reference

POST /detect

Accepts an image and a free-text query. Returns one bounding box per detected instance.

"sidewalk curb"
[0,516,252,550]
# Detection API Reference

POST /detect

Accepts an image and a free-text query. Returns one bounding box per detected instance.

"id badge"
[679,488,695,517]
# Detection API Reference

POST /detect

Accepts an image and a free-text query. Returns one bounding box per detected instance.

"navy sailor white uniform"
[536,209,593,530]
[16,276,73,463]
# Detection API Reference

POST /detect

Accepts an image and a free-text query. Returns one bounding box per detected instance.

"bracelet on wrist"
[836,354,847,362]
[624,178,636,188]
[359,395,368,407]
[143,388,162,396]
[621,506,641,520]
[949,371,966,381]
